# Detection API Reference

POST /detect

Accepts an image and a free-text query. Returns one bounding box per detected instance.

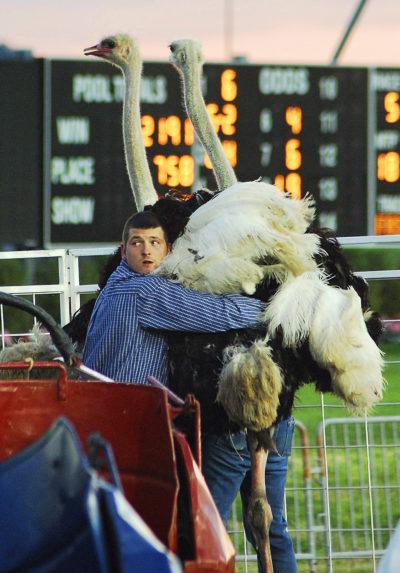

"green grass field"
[293,341,400,434]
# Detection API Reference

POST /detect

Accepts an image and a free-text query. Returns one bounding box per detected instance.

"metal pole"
[330,0,368,65]
[367,67,377,235]
[224,0,233,61]
[43,58,52,248]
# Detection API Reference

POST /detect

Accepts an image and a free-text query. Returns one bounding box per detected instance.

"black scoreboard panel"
[200,64,369,236]
[47,61,172,243]
[0,60,42,249]
[32,60,400,241]
[372,68,400,235]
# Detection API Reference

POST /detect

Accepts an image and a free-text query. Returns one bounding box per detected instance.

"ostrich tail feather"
[264,271,328,346]
[308,287,385,411]
[265,275,385,411]
[217,339,282,432]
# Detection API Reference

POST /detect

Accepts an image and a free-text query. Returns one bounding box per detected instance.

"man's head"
[121,211,170,274]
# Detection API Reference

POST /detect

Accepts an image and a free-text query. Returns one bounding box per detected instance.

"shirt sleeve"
[137,276,265,332]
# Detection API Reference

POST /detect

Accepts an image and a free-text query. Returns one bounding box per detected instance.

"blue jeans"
[202,417,297,573]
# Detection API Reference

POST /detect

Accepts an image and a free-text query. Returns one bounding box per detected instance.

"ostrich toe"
[247,496,274,573]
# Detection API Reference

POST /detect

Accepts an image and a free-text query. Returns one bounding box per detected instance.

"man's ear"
[167,243,172,253]
[121,242,126,260]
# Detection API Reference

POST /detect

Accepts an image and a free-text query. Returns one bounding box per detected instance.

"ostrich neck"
[181,64,237,191]
[122,65,158,211]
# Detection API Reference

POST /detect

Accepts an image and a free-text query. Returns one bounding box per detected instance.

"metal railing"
[0,236,399,573]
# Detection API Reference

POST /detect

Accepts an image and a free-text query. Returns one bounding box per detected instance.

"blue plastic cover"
[0,416,181,573]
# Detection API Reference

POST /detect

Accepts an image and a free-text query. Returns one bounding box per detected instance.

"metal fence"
[229,414,400,573]
[0,236,399,572]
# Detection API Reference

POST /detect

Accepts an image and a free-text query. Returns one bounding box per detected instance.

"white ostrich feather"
[263,271,329,346]
[264,273,385,411]
[308,286,384,412]
[157,181,322,294]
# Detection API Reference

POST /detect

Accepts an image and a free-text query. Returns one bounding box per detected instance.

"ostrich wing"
[157,182,321,294]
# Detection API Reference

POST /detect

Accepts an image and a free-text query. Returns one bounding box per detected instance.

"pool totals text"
[8,59,400,243]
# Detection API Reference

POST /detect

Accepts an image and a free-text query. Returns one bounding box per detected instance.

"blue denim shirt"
[83,260,265,384]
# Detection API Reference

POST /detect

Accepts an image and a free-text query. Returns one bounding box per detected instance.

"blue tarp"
[0,417,181,573]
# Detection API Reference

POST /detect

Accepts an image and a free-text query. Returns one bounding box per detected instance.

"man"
[83,210,265,383]
[83,210,296,572]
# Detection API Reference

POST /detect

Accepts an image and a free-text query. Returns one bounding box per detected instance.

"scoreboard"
[372,68,400,234]
[1,58,400,247]
[213,65,369,236]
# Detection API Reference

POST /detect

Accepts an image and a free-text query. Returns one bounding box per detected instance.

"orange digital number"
[285,107,302,134]
[153,154,194,187]
[204,140,237,169]
[375,214,400,235]
[377,151,400,182]
[141,115,155,147]
[285,139,302,170]
[206,103,237,135]
[221,69,237,101]
[274,174,285,192]
[221,104,237,135]
[274,173,302,199]
[384,92,400,124]
[286,173,302,199]
[158,115,182,145]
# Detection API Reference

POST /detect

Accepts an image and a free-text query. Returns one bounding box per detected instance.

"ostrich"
[162,38,383,406]
[65,35,212,349]
[76,35,383,573]
[160,38,384,572]
[83,33,213,222]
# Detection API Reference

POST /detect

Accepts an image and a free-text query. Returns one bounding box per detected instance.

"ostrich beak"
[84,44,112,57]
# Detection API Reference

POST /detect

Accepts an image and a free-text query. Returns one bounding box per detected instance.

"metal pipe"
[330,0,369,65]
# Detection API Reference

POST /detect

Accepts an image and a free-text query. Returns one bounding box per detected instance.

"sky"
[1,0,400,66]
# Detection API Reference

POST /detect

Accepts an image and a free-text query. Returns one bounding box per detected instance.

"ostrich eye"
[169,44,176,53]
[102,39,116,49]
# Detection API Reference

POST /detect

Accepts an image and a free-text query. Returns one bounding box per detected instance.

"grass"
[229,340,400,573]
[293,341,399,435]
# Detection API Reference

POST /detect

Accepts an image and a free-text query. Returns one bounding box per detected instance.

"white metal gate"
[0,236,399,573]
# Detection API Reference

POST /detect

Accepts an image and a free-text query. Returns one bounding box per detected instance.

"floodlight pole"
[224,0,234,61]
[330,0,369,65]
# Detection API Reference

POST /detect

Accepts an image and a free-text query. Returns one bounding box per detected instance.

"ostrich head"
[84,34,140,72]
[169,38,203,71]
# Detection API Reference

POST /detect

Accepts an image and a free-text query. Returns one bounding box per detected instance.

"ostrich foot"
[247,495,274,573]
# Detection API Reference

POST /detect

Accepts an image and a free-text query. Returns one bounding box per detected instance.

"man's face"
[121,226,170,274]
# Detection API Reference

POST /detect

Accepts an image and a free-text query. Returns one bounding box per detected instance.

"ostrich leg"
[247,431,274,573]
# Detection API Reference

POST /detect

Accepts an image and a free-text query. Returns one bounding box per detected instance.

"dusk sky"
[2,0,400,66]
